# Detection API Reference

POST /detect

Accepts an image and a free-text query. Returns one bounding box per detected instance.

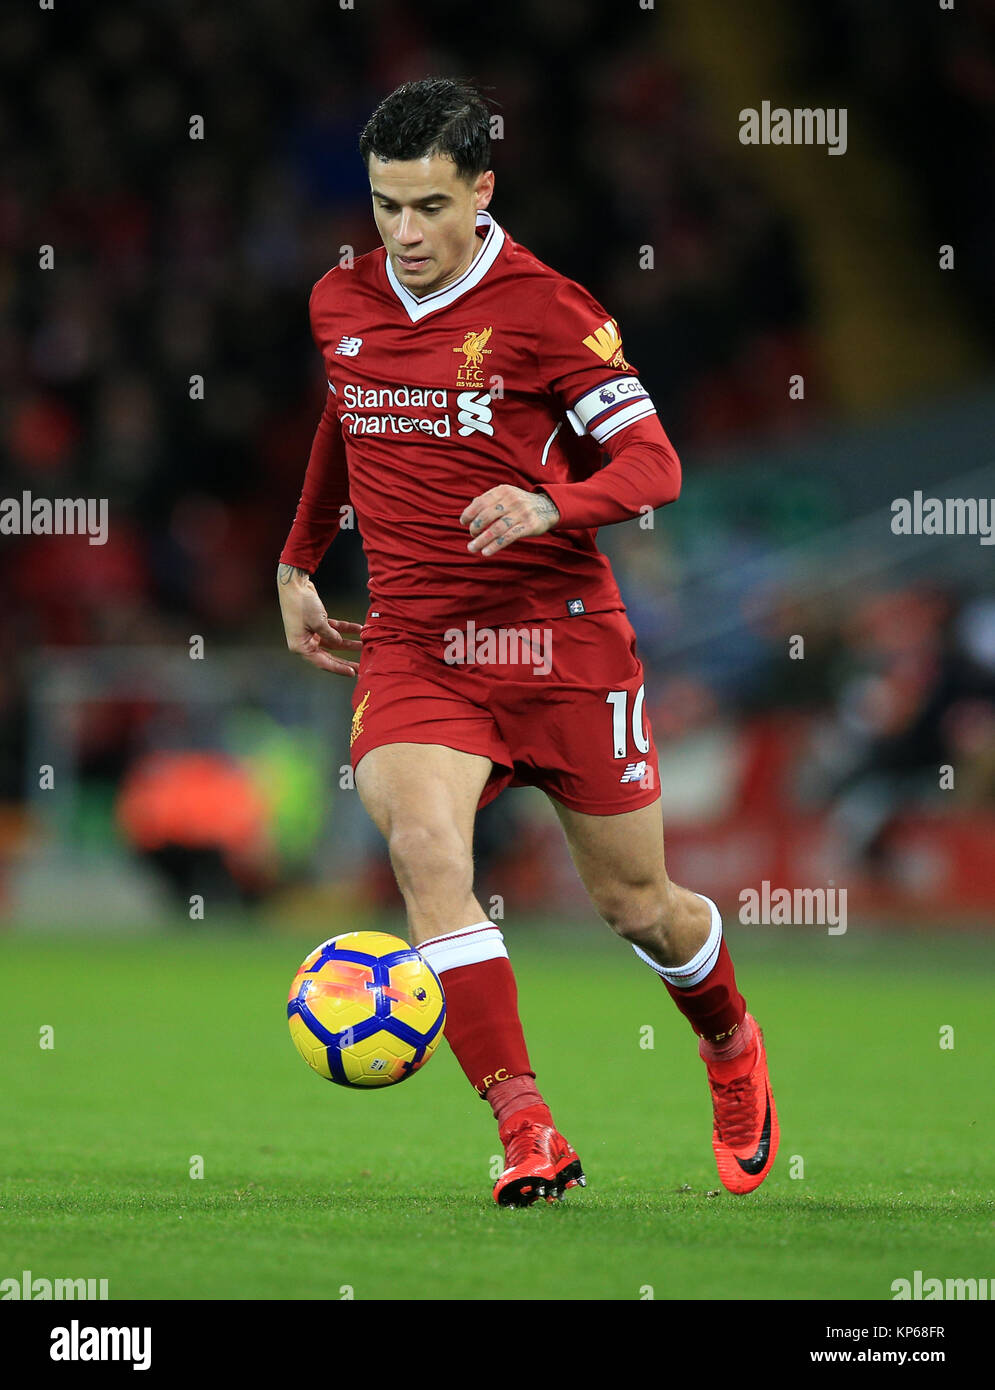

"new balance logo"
[334,336,363,357]
[620,760,647,783]
[457,390,494,437]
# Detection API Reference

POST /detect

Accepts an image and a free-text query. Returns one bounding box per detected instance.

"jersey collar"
[384,211,505,323]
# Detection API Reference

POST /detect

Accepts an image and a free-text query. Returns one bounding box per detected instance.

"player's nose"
[396,210,422,245]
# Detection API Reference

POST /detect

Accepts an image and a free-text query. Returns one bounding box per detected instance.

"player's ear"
[474,170,495,211]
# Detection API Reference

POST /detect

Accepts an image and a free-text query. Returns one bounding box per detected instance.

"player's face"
[368,154,494,298]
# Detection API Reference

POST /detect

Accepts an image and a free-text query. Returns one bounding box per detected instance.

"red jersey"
[280,211,681,631]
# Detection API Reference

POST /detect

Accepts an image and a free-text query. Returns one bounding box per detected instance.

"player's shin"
[419,921,585,1204]
[417,922,551,1127]
[631,893,749,1054]
[631,890,778,1191]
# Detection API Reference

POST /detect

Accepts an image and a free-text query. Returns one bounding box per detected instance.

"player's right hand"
[277,564,362,677]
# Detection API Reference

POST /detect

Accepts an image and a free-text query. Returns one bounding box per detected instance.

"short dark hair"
[359,78,491,181]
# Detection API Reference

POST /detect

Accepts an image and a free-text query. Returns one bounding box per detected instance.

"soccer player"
[278,78,778,1205]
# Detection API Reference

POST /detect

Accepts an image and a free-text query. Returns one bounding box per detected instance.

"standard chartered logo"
[341,384,448,410]
[338,383,495,440]
[457,391,493,437]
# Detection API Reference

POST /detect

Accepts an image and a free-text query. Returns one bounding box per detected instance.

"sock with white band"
[631,893,749,1047]
[631,893,722,987]
[418,921,539,1104]
[418,920,508,973]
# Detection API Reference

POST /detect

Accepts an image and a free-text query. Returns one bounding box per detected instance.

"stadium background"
[1,0,993,1305]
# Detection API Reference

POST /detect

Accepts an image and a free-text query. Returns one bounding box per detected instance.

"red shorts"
[349,608,661,816]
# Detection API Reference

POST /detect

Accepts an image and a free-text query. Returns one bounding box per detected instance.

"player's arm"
[461,281,680,553]
[533,409,680,531]
[536,280,681,529]
[278,386,362,677]
[461,411,680,553]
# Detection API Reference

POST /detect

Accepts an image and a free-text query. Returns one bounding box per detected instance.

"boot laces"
[504,1120,551,1168]
[712,1073,760,1148]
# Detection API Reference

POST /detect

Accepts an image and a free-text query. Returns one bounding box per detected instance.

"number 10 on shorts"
[606,685,650,759]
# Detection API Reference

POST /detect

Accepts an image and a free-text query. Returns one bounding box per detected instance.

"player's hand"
[277,564,362,676]
[460,485,561,557]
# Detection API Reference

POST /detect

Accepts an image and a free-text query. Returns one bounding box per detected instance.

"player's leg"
[550,795,778,1194]
[355,741,582,1203]
[354,740,490,943]
[504,607,778,1194]
[548,797,742,1038]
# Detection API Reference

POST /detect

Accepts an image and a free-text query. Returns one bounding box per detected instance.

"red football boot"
[701,1014,779,1195]
[493,1110,586,1207]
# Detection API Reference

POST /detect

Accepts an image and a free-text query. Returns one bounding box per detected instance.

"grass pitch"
[1,921,992,1301]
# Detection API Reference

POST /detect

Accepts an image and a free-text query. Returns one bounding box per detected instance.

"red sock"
[419,923,537,1098]
[632,895,748,1046]
[699,1013,754,1062]
[664,938,746,1044]
[488,1079,552,1136]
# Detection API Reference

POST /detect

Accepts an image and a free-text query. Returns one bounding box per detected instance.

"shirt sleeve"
[278,385,350,573]
[536,279,681,530]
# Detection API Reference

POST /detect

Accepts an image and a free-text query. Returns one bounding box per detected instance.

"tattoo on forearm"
[278,563,310,585]
[534,493,560,525]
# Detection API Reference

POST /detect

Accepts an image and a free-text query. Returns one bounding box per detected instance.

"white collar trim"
[384,211,505,323]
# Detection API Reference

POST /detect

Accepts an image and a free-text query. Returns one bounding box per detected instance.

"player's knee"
[595,878,678,951]
[387,821,472,901]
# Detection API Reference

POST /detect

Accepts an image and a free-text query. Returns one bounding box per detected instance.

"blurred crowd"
[1,1,992,902]
[793,0,995,344]
[616,515,995,844]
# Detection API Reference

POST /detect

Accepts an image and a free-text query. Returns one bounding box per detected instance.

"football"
[287,931,446,1087]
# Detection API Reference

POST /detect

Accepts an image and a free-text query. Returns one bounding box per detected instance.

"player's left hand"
[461,485,561,557]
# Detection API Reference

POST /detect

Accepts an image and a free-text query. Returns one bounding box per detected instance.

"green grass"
[1,923,993,1300]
